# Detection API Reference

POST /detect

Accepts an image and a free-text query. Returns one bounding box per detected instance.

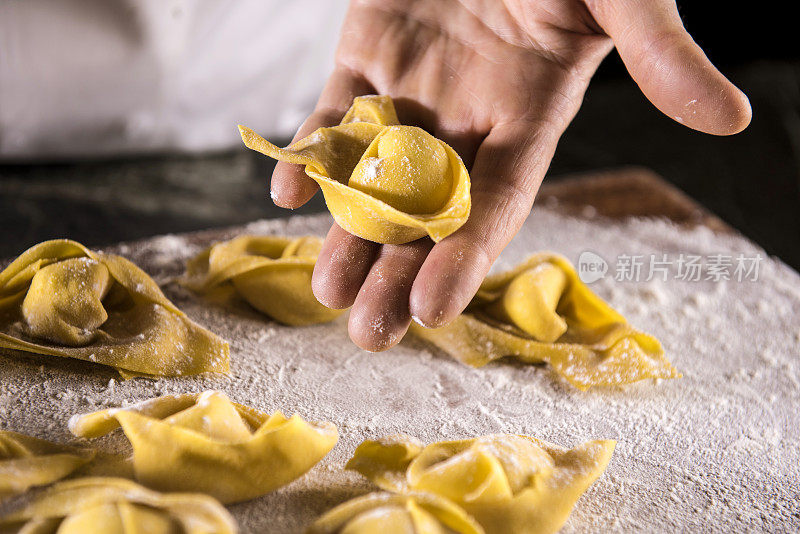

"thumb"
[588,0,751,135]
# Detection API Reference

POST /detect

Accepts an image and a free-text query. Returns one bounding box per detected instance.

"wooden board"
[2,167,797,533]
[538,166,733,233]
[170,166,735,249]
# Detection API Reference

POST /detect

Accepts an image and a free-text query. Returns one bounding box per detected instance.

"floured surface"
[1,208,799,532]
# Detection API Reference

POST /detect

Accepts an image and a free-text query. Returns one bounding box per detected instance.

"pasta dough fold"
[306,492,484,534]
[0,477,236,534]
[411,253,679,389]
[0,240,229,378]
[239,95,471,244]
[184,235,342,326]
[346,434,615,534]
[0,431,94,499]
[69,390,338,504]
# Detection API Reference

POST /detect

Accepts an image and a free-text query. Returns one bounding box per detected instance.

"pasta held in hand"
[0,477,237,534]
[306,492,485,534]
[0,430,94,499]
[239,95,471,244]
[69,390,339,504]
[411,253,679,389]
[346,434,615,534]
[0,240,229,378]
[184,235,342,326]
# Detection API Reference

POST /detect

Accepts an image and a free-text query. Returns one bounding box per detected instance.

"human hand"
[270,0,750,351]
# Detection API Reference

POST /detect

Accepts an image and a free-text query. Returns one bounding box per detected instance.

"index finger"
[270,67,374,208]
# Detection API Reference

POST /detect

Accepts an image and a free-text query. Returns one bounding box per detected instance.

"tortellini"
[0,477,237,534]
[306,492,484,534]
[69,390,339,504]
[184,235,342,326]
[411,253,679,389]
[345,434,616,534]
[239,95,471,244]
[0,240,229,378]
[0,430,94,499]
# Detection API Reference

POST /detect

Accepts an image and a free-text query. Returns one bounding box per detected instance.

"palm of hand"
[338,0,611,159]
[271,0,750,351]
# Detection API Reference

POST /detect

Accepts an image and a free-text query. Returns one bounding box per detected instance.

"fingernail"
[411,314,429,328]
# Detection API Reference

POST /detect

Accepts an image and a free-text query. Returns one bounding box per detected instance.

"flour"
[360,157,382,183]
[1,207,798,533]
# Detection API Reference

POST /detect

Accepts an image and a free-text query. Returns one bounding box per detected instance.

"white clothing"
[0,0,348,158]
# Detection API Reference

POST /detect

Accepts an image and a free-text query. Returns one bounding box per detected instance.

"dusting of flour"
[1,208,799,533]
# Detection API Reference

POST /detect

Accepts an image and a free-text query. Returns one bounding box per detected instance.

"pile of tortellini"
[310,433,616,534]
[1,391,337,533]
[0,237,675,389]
[0,94,681,532]
[1,412,614,534]
[0,238,672,533]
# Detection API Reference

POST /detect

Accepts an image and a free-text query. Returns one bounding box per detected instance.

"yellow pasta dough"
[184,235,342,326]
[69,390,339,504]
[346,434,615,534]
[0,240,229,378]
[411,253,679,390]
[0,430,94,499]
[306,492,484,534]
[0,477,237,534]
[239,95,471,244]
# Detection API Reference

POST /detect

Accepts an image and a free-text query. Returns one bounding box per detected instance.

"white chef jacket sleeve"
[0,0,349,158]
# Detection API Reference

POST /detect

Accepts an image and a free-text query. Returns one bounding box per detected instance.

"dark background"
[1,4,798,269]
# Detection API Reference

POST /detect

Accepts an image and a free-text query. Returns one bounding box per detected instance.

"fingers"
[348,239,434,352]
[587,0,751,135]
[313,225,435,352]
[312,224,380,309]
[317,124,483,350]
[271,68,374,208]
[410,121,558,327]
